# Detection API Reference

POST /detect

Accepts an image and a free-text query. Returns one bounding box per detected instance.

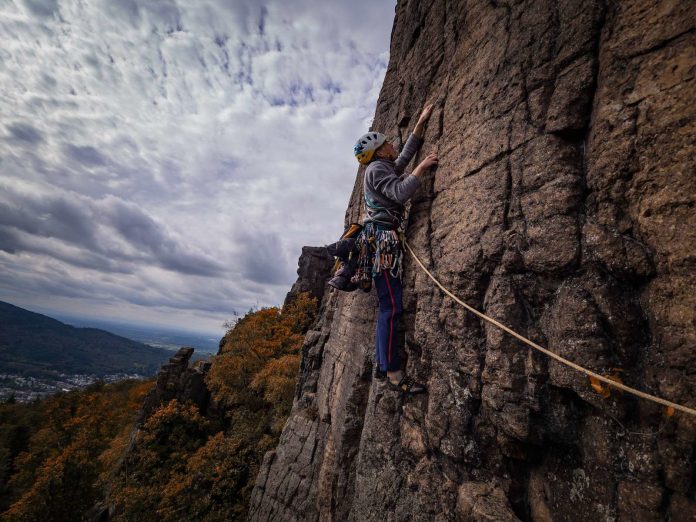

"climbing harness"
[401,237,696,418]
[363,193,405,233]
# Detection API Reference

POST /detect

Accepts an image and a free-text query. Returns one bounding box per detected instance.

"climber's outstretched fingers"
[417,103,434,125]
[419,152,438,170]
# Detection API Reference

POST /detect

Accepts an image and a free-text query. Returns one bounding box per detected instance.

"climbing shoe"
[387,375,427,395]
[328,262,358,292]
[374,367,387,380]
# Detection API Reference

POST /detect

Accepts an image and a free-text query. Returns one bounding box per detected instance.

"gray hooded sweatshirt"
[363,133,424,228]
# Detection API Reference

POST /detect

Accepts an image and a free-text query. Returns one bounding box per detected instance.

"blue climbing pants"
[374,269,403,372]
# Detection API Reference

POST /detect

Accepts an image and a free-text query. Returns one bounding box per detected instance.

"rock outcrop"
[91,348,213,521]
[137,347,212,423]
[249,1,696,520]
[284,246,335,308]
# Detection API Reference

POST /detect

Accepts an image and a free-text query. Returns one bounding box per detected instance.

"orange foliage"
[207,292,317,424]
[1,379,154,520]
[2,292,318,521]
[109,399,213,519]
[107,292,318,521]
[155,432,254,521]
[251,354,301,404]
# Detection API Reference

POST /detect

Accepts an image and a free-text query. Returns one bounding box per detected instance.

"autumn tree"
[1,291,319,521]
[207,291,317,428]
[0,379,153,521]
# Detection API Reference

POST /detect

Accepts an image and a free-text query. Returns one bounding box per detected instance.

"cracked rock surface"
[249,1,696,520]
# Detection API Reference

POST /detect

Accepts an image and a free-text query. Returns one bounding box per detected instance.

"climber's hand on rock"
[417,152,438,171]
[417,103,434,126]
[414,103,434,138]
[413,153,438,178]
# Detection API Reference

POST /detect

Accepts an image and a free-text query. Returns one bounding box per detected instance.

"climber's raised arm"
[369,161,421,205]
[393,134,423,174]
[394,103,434,173]
[412,102,433,139]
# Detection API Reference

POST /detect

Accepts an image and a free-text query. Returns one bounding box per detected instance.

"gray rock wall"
[249,1,696,520]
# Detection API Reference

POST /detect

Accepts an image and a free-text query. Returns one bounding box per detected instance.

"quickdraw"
[352,222,404,288]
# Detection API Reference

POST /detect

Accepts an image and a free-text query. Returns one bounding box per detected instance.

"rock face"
[249,1,696,520]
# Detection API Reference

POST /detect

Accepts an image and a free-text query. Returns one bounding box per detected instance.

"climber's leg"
[375,269,402,373]
[375,269,426,395]
[375,317,384,372]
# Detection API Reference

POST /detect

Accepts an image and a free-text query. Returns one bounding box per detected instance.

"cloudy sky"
[0,0,396,335]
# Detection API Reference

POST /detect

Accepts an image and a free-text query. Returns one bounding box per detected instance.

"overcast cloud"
[0,0,395,334]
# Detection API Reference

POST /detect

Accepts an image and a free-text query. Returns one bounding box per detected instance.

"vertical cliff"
[249,1,696,520]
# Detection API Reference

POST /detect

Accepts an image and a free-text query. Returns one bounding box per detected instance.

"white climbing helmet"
[353,131,387,165]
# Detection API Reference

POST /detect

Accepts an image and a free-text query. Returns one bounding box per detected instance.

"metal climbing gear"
[352,222,404,290]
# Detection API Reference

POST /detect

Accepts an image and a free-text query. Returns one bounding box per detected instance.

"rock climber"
[353,103,438,395]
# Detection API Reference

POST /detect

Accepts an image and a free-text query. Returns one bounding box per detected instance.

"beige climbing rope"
[402,238,696,418]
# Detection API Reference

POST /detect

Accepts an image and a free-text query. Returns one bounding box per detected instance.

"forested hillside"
[103,292,317,520]
[0,379,153,519]
[0,292,318,521]
[0,301,171,378]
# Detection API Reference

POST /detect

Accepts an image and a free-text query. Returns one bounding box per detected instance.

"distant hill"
[0,301,173,378]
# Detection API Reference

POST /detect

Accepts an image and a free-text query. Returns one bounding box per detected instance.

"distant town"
[0,372,148,403]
